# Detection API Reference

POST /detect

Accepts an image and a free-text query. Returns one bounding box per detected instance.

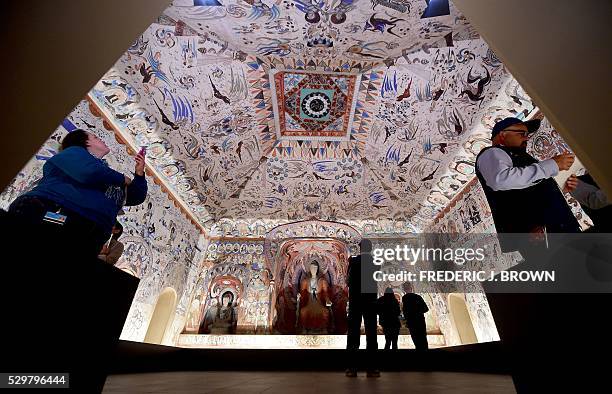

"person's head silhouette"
[360,238,373,255]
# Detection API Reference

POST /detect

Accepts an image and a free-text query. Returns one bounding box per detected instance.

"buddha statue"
[296,260,333,334]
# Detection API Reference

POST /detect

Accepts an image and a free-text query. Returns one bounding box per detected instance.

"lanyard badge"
[43,211,67,225]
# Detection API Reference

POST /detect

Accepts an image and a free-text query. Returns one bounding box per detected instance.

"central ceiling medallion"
[270,69,361,141]
[301,91,331,119]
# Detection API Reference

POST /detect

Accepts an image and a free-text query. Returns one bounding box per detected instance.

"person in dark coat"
[98,221,125,265]
[401,282,429,351]
[377,287,401,350]
[345,238,380,378]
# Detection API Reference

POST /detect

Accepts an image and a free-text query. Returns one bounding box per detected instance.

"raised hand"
[552,153,575,171]
[135,152,145,176]
[563,174,578,193]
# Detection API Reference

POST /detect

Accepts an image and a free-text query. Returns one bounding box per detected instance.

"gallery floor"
[103,371,515,394]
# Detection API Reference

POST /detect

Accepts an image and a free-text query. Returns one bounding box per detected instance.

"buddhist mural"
[166,0,467,64]
[183,238,272,334]
[84,2,549,235]
[198,267,244,334]
[425,183,504,345]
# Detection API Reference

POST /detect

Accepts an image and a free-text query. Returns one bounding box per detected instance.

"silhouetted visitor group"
[345,238,430,378]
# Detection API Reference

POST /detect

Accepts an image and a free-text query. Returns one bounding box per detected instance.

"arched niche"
[144,287,178,344]
[193,261,249,334]
[448,293,478,345]
[264,220,361,272]
[271,238,350,334]
[198,274,243,334]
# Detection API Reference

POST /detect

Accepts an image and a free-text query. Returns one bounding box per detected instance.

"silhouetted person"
[377,287,401,350]
[346,239,380,378]
[564,173,611,232]
[401,282,429,351]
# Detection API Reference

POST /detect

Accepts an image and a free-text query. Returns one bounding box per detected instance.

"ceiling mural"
[408,76,539,230]
[165,0,471,66]
[362,39,537,231]
[86,0,545,235]
[263,67,381,161]
[90,16,268,224]
[222,37,524,225]
[270,69,360,140]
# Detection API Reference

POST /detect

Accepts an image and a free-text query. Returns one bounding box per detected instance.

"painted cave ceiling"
[88,0,538,233]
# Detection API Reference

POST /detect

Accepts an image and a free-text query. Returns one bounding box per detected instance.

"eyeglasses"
[503,129,532,138]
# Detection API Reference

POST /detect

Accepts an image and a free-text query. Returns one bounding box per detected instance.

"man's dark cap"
[491,117,541,139]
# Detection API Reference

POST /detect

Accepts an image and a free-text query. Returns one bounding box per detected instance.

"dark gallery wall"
[0,0,171,190]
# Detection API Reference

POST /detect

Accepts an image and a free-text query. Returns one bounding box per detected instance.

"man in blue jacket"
[8,129,147,257]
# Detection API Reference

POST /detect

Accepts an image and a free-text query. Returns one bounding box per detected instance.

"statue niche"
[272,239,349,334]
[198,273,243,334]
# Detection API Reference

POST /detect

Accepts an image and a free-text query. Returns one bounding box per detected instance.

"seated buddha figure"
[297,260,333,334]
[199,291,238,334]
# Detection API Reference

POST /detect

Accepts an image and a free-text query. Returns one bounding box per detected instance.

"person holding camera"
[8,129,147,257]
[475,118,580,259]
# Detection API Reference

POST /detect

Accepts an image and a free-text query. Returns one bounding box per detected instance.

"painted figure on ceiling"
[138,50,170,93]
[363,13,405,38]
